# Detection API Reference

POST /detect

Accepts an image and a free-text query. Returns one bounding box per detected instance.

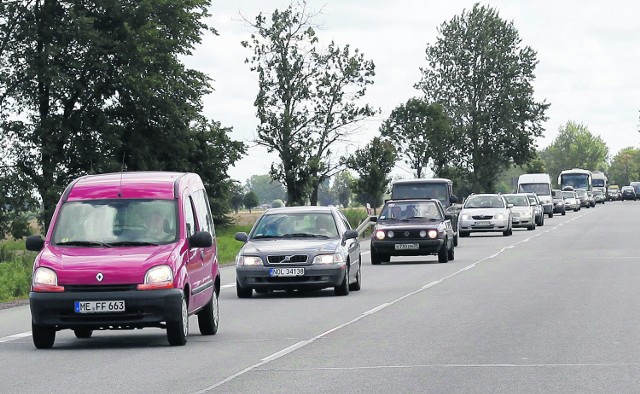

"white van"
[517,173,553,218]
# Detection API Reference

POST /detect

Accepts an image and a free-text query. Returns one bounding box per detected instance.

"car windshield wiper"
[106,241,161,246]
[251,235,283,239]
[55,240,113,248]
[282,233,329,239]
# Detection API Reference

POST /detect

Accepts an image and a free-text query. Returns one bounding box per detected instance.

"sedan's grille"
[63,284,138,292]
[472,215,494,220]
[267,254,308,264]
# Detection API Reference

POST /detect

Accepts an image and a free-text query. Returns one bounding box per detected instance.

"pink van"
[26,172,220,348]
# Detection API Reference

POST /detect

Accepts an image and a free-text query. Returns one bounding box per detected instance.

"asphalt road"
[2,201,640,393]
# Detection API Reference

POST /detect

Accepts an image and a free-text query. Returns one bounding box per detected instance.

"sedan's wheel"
[334,268,350,296]
[562,210,566,215]
[197,288,219,335]
[349,261,362,291]
[447,241,455,260]
[32,323,56,349]
[460,231,470,238]
[548,212,553,218]
[370,249,382,265]
[438,240,449,263]
[73,328,93,339]
[236,279,253,298]
[527,223,535,231]
[167,291,188,346]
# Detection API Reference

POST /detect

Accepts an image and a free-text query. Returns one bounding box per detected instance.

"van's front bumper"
[30,288,183,329]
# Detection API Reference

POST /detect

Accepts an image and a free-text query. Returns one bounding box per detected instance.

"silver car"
[502,194,535,230]
[458,194,513,237]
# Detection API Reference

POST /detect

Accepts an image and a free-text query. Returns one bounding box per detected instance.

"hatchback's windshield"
[464,196,504,209]
[503,195,529,207]
[379,201,443,220]
[252,212,339,239]
[576,190,588,198]
[391,183,449,206]
[561,191,575,199]
[52,199,178,245]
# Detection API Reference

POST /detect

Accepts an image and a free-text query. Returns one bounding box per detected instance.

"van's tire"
[73,328,93,339]
[334,268,350,296]
[236,280,253,298]
[32,323,56,349]
[438,241,449,263]
[167,291,188,346]
[197,288,219,336]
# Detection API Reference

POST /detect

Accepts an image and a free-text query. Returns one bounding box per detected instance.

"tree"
[0,1,243,231]
[243,191,259,213]
[245,174,285,204]
[331,171,353,208]
[608,147,640,186]
[346,137,397,212]
[380,98,452,177]
[230,182,245,214]
[416,3,549,193]
[540,121,609,180]
[242,1,376,206]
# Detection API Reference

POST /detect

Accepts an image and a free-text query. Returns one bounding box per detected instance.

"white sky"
[184,0,640,184]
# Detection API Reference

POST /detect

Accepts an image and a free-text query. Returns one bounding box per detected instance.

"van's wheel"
[167,291,188,346]
[438,241,449,263]
[334,268,350,296]
[197,288,219,335]
[73,328,93,339]
[236,279,253,298]
[32,323,56,349]
[349,261,362,291]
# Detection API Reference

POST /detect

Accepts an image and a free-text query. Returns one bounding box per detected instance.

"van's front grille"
[63,284,138,293]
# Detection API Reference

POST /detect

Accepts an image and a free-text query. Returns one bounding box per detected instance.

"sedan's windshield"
[252,212,339,239]
[561,191,575,199]
[52,199,178,245]
[464,196,505,209]
[503,195,529,207]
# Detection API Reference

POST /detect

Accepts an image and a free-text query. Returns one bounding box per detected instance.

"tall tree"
[245,174,285,204]
[416,3,549,193]
[331,170,354,208]
[608,147,640,186]
[0,1,243,230]
[345,137,397,212]
[539,121,609,181]
[380,98,452,177]
[242,1,376,206]
[243,191,259,213]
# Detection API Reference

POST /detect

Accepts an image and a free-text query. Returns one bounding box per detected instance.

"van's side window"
[192,190,212,235]
[184,197,196,238]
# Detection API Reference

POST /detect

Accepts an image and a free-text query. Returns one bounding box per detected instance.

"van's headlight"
[313,254,344,264]
[137,265,173,290]
[32,267,64,292]
[236,255,263,266]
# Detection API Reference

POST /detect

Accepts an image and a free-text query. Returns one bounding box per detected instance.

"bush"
[342,207,373,237]
[0,246,34,302]
[271,199,285,208]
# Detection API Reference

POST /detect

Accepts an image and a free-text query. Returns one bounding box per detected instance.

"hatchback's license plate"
[395,243,419,250]
[269,267,305,277]
[74,300,125,314]
[475,221,492,226]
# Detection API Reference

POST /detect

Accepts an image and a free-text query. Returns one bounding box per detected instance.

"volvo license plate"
[269,267,305,277]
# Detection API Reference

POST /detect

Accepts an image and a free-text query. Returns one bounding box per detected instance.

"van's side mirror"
[26,235,45,252]
[235,232,248,243]
[450,195,458,204]
[189,231,212,248]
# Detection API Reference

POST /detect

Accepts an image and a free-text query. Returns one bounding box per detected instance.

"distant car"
[234,206,361,297]
[502,194,536,230]
[586,191,596,207]
[561,190,580,211]
[458,194,513,237]
[607,186,621,201]
[369,199,455,264]
[575,189,591,208]
[551,190,567,215]
[621,186,637,201]
[593,189,606,204]
[524,192,545,226]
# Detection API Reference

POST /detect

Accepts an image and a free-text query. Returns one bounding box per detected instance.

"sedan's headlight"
[520,211,532,218]
[236,255,264,266]
[32,267,65,292]
[461,213,471,220]
[138,265,173,290]
[494,213,505,220]
[313,254,345,264]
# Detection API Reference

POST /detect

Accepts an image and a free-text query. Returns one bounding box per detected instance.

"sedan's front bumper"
[236,264,347,291]
[459,218,510,232]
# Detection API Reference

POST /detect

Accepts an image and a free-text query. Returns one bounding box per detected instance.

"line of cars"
[607,182,640,201]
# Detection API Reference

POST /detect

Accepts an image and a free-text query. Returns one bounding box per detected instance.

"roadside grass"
[217,225,252,265]
[0,241,34,303]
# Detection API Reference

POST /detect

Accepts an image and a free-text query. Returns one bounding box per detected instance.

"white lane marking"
[197,219,573,392]
[0,331,32,343]
[256,362,640,371]
[221,283,236,289]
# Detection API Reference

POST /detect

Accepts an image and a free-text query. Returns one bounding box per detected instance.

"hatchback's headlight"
[32,267,65,292]
[374,230,386,240]
[138,265,173,290]
[494,213,505,220]
[313,254,344,264]
[428,230,438,239]
[236,256,264,266]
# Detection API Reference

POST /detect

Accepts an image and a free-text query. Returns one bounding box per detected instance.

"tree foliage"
[416,3,549,193]
[380,98,452,178]
[242,1,376,206]
[245,174,285,204]
[539,121,609,181]
[608,147,640,186]
[0,0,244,230]
[346,137,397,212]
[331,171,354,208]
[243,191,259,213]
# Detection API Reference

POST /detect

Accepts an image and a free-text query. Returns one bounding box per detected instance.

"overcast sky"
[184,0,640,184]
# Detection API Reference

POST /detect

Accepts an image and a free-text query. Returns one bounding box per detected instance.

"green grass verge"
[216,225,252,266]
[0,243,35,303]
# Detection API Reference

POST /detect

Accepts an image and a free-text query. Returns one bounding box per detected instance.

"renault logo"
[96,273,104,282]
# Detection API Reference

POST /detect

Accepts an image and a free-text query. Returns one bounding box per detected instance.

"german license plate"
[74,300,125,314]
[395,243,419,250]
[269,267,305,277]
[475,221,491,226]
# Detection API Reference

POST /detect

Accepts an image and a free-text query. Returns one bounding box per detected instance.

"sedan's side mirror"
[450,195,458,204]
[507,204,514,209]
[235,232,248,243]
[26,235,45,252]
[444,213,453,221]
[189,231,213,248]
[342,230,358,243]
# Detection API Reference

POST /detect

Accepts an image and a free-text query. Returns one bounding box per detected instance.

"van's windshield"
[518,183,551,195]
[52,199,178,246]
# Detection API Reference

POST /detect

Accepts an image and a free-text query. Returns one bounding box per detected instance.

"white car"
[502,194,535,230]
[458,194,513,237]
